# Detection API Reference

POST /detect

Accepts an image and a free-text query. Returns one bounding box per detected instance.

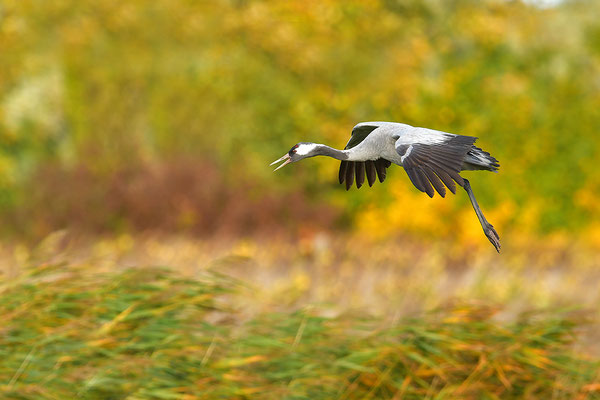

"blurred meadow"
[2,0,600,398]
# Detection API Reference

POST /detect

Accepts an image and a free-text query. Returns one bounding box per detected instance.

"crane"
[270,121,501,252]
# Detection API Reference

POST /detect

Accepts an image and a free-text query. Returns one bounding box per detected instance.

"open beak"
[270,153,292,171]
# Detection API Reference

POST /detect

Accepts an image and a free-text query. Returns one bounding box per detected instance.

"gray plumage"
[270,121,501,252]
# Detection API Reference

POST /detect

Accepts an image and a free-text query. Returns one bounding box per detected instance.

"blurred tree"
[1,0,600,242]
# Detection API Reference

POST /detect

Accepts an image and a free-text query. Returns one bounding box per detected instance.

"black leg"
[463,179,501,252]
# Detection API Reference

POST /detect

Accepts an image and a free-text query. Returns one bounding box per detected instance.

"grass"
[0,258,599,399]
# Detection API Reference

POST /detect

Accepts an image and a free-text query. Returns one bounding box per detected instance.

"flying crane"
[271,122,501,252]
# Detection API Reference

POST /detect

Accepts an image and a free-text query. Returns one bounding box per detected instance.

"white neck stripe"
[295,143,317,156]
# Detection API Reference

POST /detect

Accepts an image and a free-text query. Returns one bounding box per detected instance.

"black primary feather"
[365,160,376,187]
[339,160,348,184]
[345,161,355,191]
[355,162,365,189]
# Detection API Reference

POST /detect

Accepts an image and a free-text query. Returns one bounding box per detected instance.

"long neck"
[314,144,350,160]
[315,144,374,162]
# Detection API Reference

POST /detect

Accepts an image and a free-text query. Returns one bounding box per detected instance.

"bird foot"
[483,223,501,253]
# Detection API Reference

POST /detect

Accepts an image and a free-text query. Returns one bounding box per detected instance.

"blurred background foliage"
[3,2,600,397]
[1,0,600,246]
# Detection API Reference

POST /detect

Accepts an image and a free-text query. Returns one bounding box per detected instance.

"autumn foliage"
[1,0,600,246]
[1,2,600,397]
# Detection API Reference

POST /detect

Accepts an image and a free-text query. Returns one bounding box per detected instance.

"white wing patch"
[405,129,453,145]
[400,144,413,162]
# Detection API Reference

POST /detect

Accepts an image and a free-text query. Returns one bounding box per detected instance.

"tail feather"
[462,146,499,172]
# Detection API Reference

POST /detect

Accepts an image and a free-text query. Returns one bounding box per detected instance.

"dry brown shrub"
[12,159,339,239]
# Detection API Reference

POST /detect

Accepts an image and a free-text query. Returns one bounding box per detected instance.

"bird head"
[270,143,317,171]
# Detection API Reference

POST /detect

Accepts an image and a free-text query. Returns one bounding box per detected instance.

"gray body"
[270,121,501,252]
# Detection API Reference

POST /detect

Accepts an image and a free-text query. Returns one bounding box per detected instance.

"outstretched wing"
[344,124,378,150]
[396,129,476,198]
[339,124,392,190]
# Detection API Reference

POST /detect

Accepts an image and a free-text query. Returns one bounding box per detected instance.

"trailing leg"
[463,178,501,252]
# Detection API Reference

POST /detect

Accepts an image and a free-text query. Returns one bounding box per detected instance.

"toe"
[484,225,501,253]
